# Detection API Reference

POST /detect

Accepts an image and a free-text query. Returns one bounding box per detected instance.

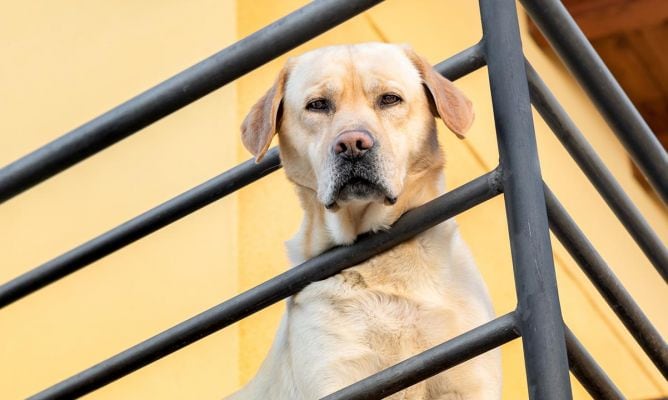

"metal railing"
[1,0,666,399]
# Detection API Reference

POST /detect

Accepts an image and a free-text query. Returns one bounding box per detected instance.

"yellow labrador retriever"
[228,43,500,399]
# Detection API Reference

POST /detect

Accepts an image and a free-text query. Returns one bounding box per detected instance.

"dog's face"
[242,43,473,211]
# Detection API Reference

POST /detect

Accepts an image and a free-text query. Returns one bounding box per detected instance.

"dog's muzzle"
[323,130,396,210]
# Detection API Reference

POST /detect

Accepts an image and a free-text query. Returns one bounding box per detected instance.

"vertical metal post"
[478,0,572,398]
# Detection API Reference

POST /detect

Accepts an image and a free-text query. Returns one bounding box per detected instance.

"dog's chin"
[324,178,397,211]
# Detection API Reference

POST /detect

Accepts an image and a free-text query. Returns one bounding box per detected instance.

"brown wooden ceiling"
[528,0,668,152]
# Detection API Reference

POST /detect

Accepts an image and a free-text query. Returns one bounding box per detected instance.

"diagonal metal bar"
[545,185,668,379]
[0,0,383,204]
[433,40,486,80]
[565,326,625,400]
[0,149,280,308]
[0,43,486,309]
[28,170,503,400]
[520,0,668,204]
[526,62,668,282]
[321,312,519,400]
[479,0,572,397]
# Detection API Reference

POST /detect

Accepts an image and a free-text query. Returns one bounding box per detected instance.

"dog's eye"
[306,99,330,112]
[379,94,402,107]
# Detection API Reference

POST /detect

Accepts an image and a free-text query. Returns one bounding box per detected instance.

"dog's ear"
[241,64,290,161]
[403,46,474,138]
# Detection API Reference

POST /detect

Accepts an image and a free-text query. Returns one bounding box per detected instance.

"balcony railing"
[1,0,665,399]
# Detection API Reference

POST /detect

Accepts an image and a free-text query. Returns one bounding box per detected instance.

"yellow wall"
[1,1,666,399]
[0,1,239,399]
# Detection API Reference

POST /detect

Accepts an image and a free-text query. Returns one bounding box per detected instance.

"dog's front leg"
[287,335,385,399]
[286,291,389,399]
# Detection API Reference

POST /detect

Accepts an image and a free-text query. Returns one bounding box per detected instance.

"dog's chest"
[291,237,458,362]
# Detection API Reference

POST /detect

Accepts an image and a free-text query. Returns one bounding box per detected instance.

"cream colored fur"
[227,43,500,400]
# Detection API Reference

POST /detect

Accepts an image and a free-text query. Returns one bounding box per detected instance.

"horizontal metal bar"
[29,170,503,400]
[321,312,519,400]
[0,0,383,204]
[0,149,281,309]
[520,0,668,204]
[526,62,668,282]
[565,326,625,400]
[545,185,668,379]
[0,45,486,308]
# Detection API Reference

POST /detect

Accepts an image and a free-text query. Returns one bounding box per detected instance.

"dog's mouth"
[324,174,396,211]
[320,149,398,211]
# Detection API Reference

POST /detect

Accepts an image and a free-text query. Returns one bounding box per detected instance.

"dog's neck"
[286,161,445,265]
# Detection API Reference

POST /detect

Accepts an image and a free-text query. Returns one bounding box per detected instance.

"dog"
[227,43,500,399]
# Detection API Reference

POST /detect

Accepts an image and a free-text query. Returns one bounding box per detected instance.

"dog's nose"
[333,130,375,159]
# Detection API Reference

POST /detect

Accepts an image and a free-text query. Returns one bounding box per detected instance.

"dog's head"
[241,43,473,211]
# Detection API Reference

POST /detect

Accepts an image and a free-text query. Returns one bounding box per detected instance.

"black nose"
[333,130,375,159]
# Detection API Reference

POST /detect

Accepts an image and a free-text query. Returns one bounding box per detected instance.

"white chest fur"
[280,221,499,398]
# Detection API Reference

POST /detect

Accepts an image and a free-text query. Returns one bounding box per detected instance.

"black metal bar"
[0,46,486,309]
[0,149,281,309]
[434,40,486,80]
[0,0,383,204]
[321,312,519,400]
[545,185,668,379]
[527,62,668,282]
[28,170,503,400]
[479,0,573,398]
[520,0,668,204]
[565,326,625,400]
